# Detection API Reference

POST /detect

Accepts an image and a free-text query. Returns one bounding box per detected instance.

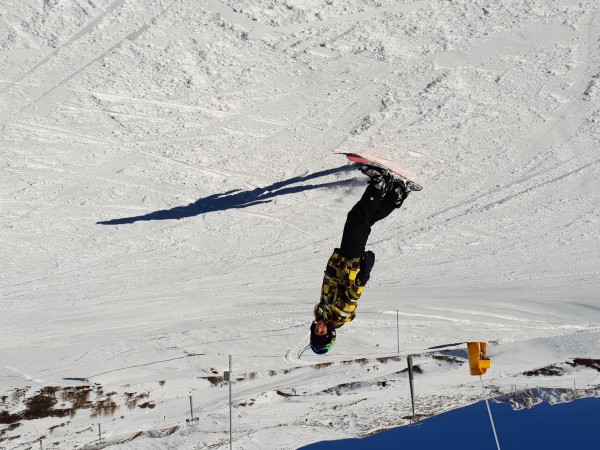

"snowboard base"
[340,152,423,191]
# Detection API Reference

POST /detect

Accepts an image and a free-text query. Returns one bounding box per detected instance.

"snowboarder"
[310,164,412,354]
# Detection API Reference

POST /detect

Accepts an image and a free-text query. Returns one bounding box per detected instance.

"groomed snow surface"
[1,0,600,448]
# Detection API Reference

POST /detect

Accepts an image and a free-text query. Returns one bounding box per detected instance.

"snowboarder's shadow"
[97,165,357,225]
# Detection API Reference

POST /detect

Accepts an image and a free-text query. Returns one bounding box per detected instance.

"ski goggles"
[310,321,336,354]
[310,338,336,354]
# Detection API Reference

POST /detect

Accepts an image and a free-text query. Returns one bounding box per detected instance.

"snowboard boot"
[392,179,411,208]
[360,164,394,198]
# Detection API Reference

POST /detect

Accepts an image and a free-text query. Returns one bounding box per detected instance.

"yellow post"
[467,342,491,376]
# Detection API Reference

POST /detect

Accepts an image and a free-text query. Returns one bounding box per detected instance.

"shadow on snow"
[97,165,357,225]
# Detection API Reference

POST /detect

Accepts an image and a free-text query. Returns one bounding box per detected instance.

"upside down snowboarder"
[310,163,415,354]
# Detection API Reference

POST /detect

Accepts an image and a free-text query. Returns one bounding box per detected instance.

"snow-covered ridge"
[493,385,600,411]
[2,345,600,448]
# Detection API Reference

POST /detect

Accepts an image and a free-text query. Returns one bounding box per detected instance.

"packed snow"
[1,0,599,448]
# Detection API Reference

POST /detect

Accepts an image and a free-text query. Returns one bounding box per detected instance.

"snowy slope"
[1,0,600,448]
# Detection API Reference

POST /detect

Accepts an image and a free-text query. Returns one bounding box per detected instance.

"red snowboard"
[341,152,423,191]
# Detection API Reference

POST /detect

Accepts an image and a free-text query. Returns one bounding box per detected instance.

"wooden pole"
[407,355,416,421]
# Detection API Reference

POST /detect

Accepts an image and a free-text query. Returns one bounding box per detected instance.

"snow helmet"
[310,321,336,354]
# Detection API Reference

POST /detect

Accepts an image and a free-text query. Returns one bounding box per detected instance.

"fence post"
[187,395,199,423]
[224,355,233,450]
[407,355,416,421]
[396,310,400,354]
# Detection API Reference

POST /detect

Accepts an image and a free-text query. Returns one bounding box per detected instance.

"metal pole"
[229,355,233,450]
[189,395,194,423]
[480,375,502,450]
[396,310,400,354]
[407,355,416,421]
[98,423,102,444]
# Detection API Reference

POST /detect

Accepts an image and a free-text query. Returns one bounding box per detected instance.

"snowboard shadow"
[97,165,357,225]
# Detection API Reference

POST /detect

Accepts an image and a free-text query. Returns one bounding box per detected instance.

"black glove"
[357,251,375,285]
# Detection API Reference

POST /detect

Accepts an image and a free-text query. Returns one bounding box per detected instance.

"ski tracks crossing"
[0,0,179,126]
